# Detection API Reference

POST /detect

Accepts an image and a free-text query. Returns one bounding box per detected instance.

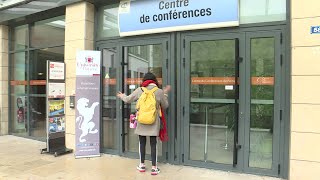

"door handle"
[121,133,128,136]
[236,144,242,150]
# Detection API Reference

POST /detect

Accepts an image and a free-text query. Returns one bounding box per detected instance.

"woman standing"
[117,72,171,175]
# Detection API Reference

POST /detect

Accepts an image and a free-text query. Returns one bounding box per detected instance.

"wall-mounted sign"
[118,0,239,36]
[49,62,65,80]
[311,26,320,34]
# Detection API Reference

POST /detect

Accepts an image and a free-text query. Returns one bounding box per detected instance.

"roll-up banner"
[75,51,101,158]
[118,0,239,36]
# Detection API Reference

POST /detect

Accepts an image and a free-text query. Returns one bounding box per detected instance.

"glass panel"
[249,37,275,169]
[10,52,28,94]
[97,4,120,39]
[102,48,118,150]
[29,96,46,141]
[30,16,65,48]
[189,40,235,164]
[29,47,64,94]
[10,95,28,137]
[10,25,28,51]
[124,44,163,156]
[240,0,286,24]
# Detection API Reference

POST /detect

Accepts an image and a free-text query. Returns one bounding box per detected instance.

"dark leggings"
[139,135,157,166]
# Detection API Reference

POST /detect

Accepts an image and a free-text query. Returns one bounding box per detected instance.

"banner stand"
[41,60,73,157]
[75,50,101,158]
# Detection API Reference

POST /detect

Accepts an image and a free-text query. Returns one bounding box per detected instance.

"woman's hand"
[117,91,125,98]
[163,85,171,94]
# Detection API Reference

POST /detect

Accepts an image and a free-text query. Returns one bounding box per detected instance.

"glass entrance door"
[181,31,282,176]
[244,32,282,176]
[182,33,243,169]
[99,36,170,159]
[120,39,169,160]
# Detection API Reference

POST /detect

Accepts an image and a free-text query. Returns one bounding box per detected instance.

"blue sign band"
[118,0,239,36]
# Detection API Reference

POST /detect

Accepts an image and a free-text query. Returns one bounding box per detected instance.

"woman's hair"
[142,72,159,86]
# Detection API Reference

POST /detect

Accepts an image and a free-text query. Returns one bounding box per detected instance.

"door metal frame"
[96,26,288,178]
[179,30,283,177]
[243,31,282,176]
[97,35,172,162]
[119,37,169,161]
[97,40,121,155]
[180,32,246,171]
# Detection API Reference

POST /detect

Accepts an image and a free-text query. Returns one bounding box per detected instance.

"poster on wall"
[75,50,101,158]
[15,96,27,130]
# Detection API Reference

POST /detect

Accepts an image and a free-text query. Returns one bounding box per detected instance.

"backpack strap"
[141,87,147,92]
[150,87,158,93]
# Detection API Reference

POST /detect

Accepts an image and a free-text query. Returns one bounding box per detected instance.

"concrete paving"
[0,135,283,180]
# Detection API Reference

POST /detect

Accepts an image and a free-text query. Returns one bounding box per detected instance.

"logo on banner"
[77,58,99,72]
[76,51,101,76]
[76,98,99,143]
[85,56,94,63]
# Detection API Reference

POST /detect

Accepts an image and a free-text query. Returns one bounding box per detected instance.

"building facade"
[0,0,319,179]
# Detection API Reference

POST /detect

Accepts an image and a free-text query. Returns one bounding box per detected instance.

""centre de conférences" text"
[140,0,212,23]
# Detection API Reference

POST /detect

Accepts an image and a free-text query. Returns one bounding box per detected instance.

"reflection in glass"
[240,0,286,24]
[10,52,28,94]
[190,40,235,99]
[102,48,118,150]
[30,16,65,48]
[97,4,120,39]
[10,96,28,137]
[10,25,28,51]
[124,44,163,156]
[189,40,235,164]
[9,16,65,141]
[29,96,47,141]
[29,47,64,94]
[190,103,235,164]
[249,38,275,169]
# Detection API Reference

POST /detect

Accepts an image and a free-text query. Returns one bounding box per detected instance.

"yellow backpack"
[136,87,158,125]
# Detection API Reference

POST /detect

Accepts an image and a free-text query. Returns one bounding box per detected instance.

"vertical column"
[65,2,94,150]
[0,25,9,136]
[290,0,320,179]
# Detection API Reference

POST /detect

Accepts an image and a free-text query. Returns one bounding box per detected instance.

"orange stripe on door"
[10,80,27,85]
[30,80,46,86]
[191,77,274,85]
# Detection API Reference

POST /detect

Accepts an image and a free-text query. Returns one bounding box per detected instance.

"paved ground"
[0,135,283,180]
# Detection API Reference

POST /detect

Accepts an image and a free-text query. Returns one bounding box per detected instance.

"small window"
[30,16,65,48]
[10,25,28,51]
[97,4,120,39]
[240,0,286,24]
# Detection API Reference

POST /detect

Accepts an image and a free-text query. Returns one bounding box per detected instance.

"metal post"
[223,116,229,150]
[204,106,208,162]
